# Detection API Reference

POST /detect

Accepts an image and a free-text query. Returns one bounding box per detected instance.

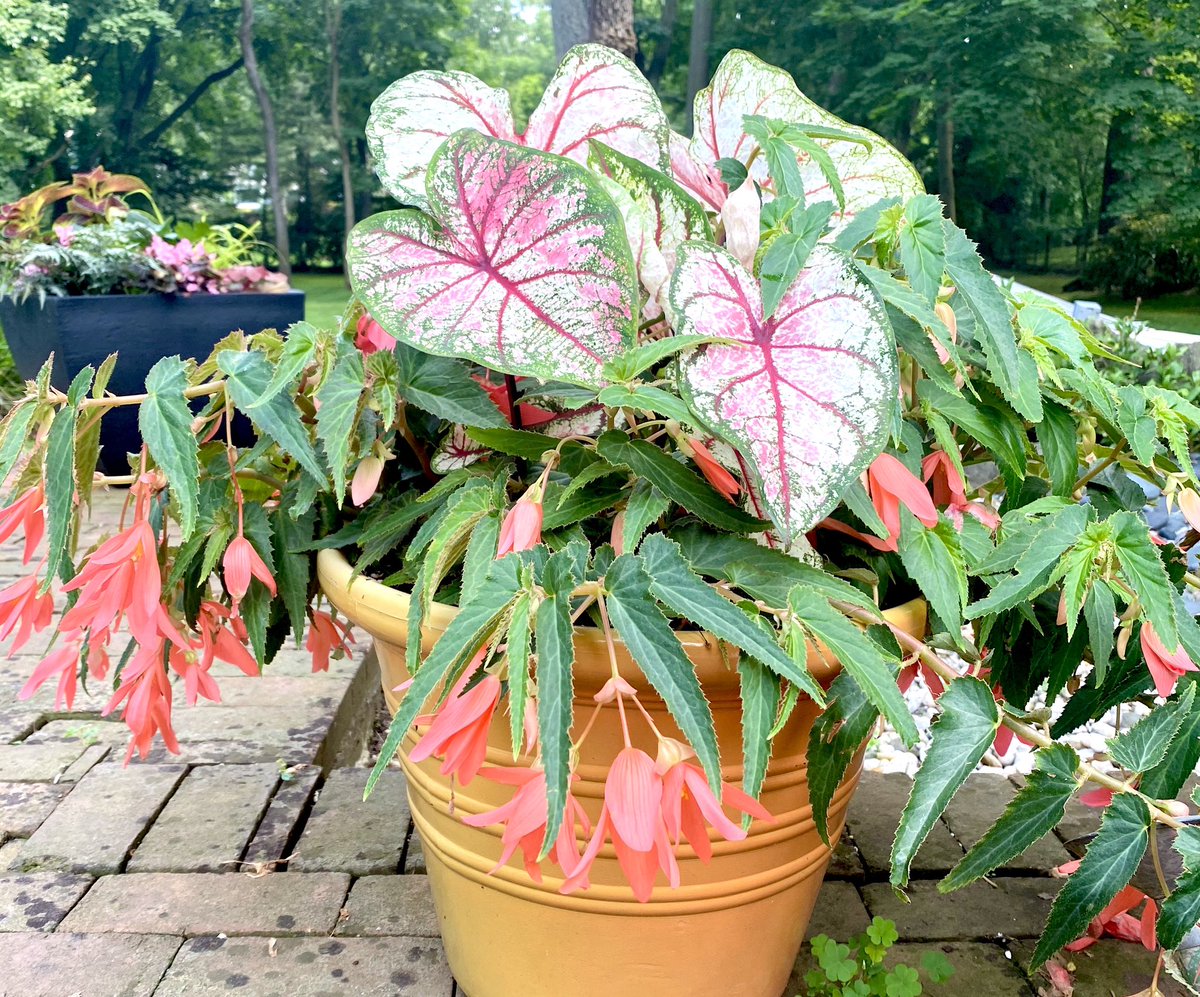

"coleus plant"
[3,45,1200,983]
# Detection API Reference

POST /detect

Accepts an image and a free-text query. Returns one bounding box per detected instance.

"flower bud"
[721,179,761,271]
[351,455,384,507]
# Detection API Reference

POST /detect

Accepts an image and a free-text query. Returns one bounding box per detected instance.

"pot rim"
[316,546,927,690]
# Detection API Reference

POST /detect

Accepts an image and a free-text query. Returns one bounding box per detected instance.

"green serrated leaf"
[760,204,835,318]
[597,384,703,430]
[1107,683,1195,773]
[602,335,727,383]
[43,366,93,589]
[790,586,915,746]
[315,343,365,505]
[623,479,670,553]
[940,743,1079,891]
[640,534,823,703]
[1111,510,1178,648]
[596,432,766,534]
[1031,793,1150,969]
[0,401,35,495]
[139,357,200,539]
[603,553,721,793]
[897,194,945,306]
[737,655,778,811]
[535,545,579,859]
[271,506,313,644]
[394,343,507,429]
[506,585,533,761]
[808,669,879,844]
[76,352,117,506]
[419,480,494,615]
[899,513,967,632]
[366,557,522,800]
[891,677,998,887]
[1038,401,1078,498]
[248,321,323,409]
[462,512,501,606]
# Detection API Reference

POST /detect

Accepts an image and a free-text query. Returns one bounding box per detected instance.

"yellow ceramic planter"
[317,547,926,997]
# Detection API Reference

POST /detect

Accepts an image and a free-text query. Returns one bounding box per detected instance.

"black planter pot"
[0,291,305,473]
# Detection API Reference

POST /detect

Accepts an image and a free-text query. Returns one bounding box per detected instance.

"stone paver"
[404,831,427,874]
[847,772,963,875]
[1011,938,1189,997]
[155,936,455,996]
[291,768,409,875]
[18,763,185,874]
[0,742,90,782]
[128,764,278,873]
[861,877,1062,941]
[804,880,870,942]
[25,719,129,750]
[0,872,92,931]
[241,769,320,869]
[0,932,181,997]
[60,871,350,936]
[0,782,70,837]
[826,828,864,879]
[337,875,440,937]
[942,775,1071,873]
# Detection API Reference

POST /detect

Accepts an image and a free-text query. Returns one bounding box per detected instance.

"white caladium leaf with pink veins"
[671,242,897,541]
[677,49,922,233]
[346,130,637,389]
[367,44,669,209]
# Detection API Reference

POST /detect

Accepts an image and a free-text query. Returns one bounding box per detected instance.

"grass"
[999,271,1200,336]
[293,272,352,330]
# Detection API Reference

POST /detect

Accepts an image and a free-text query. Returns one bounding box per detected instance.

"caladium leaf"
[347,130,638,389]
[677,49,922,234]
[367,44,668,208]
[671,242,897,541]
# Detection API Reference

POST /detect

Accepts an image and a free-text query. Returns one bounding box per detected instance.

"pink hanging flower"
[720,179,760,271]
[1140,622,1198,697]
[222,534,277,603]
[562,747,679,903]
[1052,875,1158,953]
[354,314,396,355]
[19,637,84,710]
[351,455,384,507]
[497,490,544,558]
[824,453,938,552]
[922,450,999,530]
[408,652,499,785]
[103,638,181,761]
[686,438,741,503]
[897,659,946,698]
[306,609,354,673]
[474,375,557,428]
[655,738,772,863]
[0,573,54,651]
[0,484,46,564]
[462,767,590,882]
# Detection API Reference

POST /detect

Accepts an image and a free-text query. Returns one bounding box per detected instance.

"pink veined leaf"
[431,425,489,474]
[346,130,638,388]
[669,132,727,214]
[671,242,898,541]
[367,44,668,209]
[676,50,923,233]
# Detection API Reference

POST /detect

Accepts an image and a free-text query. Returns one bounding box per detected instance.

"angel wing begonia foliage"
[347,130,638,389]
[366,44,669,210]
[673,49,922,231]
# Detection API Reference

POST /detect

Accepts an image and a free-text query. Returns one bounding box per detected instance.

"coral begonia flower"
[497,492,543,558]
[462,767,590,882]
[1140,622,1198,697]
[351,456,384,507]
[897,660,946,699]
[222,534,277,602]
[306,609,354,673]
[20,638,83,710]
[1062,883,1157,953]
[921,449,1000,531]
[168,641,222,707]
[196,601,259,677]
[408,658,500,786]
[354,314,396,355]
[689,439,741,503]
[0,484,45,564]
[1179,487,1200,534]
[474,376,557,428]
[0,573,54,651]
[59,520,166,642]
[657,746,772,863]
[839,453,939,553]
[1079,786,1115,809]
[562,747,680,903]
[103,639,181,761]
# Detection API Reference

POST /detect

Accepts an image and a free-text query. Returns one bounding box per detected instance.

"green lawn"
[293,272,352,330]
[1000,271,1200,336]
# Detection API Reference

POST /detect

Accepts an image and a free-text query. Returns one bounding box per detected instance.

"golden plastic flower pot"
[317,548,926,997]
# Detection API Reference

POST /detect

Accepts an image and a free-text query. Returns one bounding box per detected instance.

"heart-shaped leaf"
[367,44,668,208]
[347,130,638,389]
[671,242,897,541]
[676,49,922,234]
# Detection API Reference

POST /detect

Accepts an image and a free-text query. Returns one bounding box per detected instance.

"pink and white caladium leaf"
[367,44,669,209]
[588,140,712,318]
[346,130,638,389]
[671,242,898,541]
[676,49,922,234]
[431,425,489,474]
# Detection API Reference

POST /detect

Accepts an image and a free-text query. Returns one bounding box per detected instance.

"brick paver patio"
[0,492,1178,995]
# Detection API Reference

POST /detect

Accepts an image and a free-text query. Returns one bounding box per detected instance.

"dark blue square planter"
[0,291,305,473]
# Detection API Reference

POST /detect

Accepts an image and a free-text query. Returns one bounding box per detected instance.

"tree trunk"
[588,0,636,58]
[551,0,589,60]
[645,0,678,86]
[240,0,291,275]
[1098,112,1129,237]
[326,0,355,286]
[686,0,714,119]
[935,90,957,224]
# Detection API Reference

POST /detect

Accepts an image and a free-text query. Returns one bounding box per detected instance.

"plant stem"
[39,380,228,411]
[1073,439,1125,492]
